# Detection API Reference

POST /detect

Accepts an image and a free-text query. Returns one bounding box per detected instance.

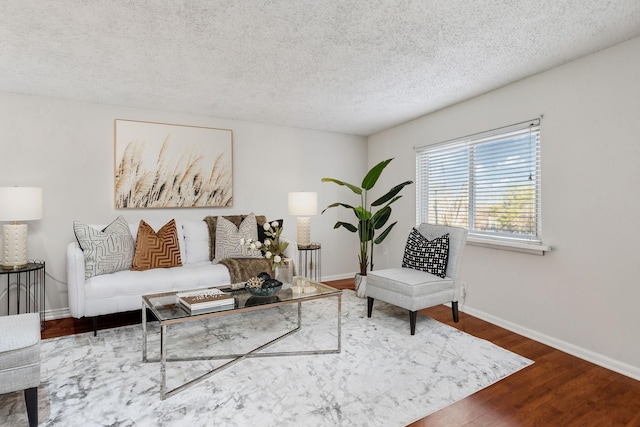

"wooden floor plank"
[41,278,640,426]
[409,304,640,426]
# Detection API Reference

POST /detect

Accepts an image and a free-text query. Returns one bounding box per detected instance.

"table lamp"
[0,187,43,269]
[288,192,317,247]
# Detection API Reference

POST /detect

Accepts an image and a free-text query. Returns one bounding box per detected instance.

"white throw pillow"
[214,213,262,261]
[182,221,210,263]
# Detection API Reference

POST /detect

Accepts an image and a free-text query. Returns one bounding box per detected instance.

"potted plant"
[321,158,413,297]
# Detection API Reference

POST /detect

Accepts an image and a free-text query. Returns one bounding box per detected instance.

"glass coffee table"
[142,281,342,399]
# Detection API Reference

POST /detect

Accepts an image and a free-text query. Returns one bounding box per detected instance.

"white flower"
[274,255,282,263]
[264,239,271,247]
[264,251,272,259]
[249,243,257,250]
[239,238,245,245]
[271,221,279,228]
[254,241,262,249]
[263,222,271,231]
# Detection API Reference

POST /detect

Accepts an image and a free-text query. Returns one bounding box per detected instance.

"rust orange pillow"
[132,219,182,271]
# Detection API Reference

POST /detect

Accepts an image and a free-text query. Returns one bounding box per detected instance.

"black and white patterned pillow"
[402,228,449,278]
[73,215,136,279]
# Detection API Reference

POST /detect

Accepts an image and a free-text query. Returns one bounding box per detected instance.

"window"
[416,119,546,252]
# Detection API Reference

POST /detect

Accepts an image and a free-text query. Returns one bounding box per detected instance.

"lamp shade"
[0,187,43,221]
[288,192,317,216]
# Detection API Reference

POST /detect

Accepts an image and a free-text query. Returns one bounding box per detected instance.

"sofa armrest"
[66,242,86,318]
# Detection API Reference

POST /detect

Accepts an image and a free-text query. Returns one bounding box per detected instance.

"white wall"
[368,36,640,379]
[0,93,367,314]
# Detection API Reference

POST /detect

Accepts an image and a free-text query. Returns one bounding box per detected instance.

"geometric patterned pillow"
[214,213,262,262]
[131,219,183,271]
[401,228,449,278]
[73,215,136,279]
[204,214,270,261]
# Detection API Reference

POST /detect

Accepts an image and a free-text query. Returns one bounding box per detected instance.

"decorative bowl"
[245,295,281,306]
[245,283,283,297]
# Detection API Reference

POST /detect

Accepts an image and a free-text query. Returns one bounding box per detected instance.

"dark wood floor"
[42,279,640,426]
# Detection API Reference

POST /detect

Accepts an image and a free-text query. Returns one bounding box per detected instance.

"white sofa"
[67,219,296,322]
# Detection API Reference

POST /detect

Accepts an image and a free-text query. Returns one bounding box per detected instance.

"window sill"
[467,236,551,255]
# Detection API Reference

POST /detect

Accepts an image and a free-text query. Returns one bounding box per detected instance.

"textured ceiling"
[2,1,640,136]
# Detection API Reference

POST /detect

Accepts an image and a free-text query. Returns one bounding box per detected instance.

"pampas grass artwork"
[114,120,233,208]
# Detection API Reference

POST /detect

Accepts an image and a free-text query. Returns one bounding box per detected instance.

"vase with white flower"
[241,221,291,279]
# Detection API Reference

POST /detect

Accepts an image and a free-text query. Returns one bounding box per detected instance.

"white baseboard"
[321,273,355,282]
[461,305,640,382]
[44,307,71,321]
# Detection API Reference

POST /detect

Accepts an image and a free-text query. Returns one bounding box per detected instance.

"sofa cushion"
[368,267,454,297]
[73,215,136,279]
[0,313,40,352]
[83,261,231,316]
[401,228,449,278]
[132,219,183,271]
[182,221,211,263]
[214,213,262,261]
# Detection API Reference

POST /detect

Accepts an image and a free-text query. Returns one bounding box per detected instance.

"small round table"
[297,244,321,282]
[1,261,45,330]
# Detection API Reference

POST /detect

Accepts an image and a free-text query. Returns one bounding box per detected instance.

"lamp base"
[2,223,29,269]
[296,217,311,247]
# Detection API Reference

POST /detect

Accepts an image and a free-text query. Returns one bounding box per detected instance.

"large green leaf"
[382,195,402,210]
[374,222,397,244]
[372,206,391,229]
[321,202,356,215]
[361,158,393,190]
[354,206,372,220]
[277,241,289,253]
[320,177,362,195]
[333,221,357,233]
[371,181,413,206]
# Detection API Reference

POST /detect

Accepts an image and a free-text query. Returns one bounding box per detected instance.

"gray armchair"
[0,313,41,427]
[366,223,468,335]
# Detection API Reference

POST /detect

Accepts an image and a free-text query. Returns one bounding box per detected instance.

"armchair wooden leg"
[24,387,38,427]
[452,301,459,323]
[409,311,417,335]
[367,297,374,318]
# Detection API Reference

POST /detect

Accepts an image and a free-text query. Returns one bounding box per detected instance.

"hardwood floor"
[41,279,640,426]
[41,310,142,338]
[409,304,640,426]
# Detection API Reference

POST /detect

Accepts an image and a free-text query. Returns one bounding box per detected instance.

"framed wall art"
[114,119,233,208]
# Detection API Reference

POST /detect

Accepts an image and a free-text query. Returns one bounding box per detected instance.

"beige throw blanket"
[219,258,273,284]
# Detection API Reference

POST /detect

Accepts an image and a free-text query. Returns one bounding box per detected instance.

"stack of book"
[177,288,234,314]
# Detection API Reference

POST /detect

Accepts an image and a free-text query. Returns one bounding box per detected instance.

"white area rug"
[1,290,532,426]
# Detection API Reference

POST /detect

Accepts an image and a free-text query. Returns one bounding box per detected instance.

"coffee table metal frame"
[142,283,342,399]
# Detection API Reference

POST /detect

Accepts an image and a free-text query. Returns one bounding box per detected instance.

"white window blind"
[416,119,542,246]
